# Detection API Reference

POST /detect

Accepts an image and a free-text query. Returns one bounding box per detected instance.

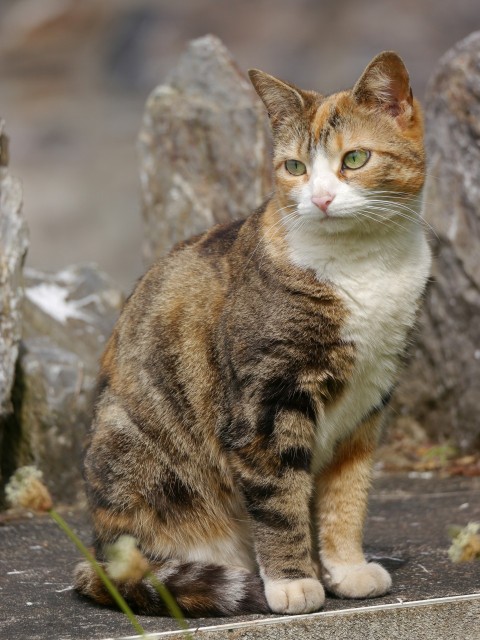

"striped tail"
[74,558,269,617]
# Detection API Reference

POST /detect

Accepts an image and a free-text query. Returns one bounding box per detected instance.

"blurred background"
[1,0,479,292]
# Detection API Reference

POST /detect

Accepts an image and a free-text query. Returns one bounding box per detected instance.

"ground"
[1,473,479,640]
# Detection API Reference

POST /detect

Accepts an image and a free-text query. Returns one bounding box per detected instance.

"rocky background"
[1,0,479,291]
[392,32,480,456]
[1,1,480,504]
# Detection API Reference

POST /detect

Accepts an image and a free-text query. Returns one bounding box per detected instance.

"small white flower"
[106,535,149,583]
[5,466,53,512]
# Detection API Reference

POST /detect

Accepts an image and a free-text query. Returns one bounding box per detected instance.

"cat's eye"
[285,159,307,176]
[342,149,370,170]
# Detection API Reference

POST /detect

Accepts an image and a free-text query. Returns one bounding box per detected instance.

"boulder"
[15,337,93,503]
[22,264,123,371]
[9,264,123,503]
[138,34,272,264]
[0,120,28,501]
[391,32,480,452]
[0,121,28,419]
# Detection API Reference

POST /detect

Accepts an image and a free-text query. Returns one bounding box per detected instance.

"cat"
[74,51,431,617]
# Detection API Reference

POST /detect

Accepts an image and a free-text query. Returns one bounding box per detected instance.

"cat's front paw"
[264,577,325,614]
[323,561,391,599]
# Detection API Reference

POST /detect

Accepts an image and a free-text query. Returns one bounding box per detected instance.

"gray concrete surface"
[115,596,480,639]
[1,474,479,640]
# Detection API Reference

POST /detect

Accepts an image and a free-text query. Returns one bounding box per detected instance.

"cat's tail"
[74,558,269,617]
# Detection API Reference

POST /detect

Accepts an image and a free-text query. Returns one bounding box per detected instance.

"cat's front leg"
[225,407,325,614]
[315,411,392,599]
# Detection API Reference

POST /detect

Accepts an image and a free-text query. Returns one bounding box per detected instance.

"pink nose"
[312,194,334,213]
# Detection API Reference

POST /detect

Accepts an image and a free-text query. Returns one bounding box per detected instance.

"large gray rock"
[138,34,272,263]
[14,264,123,502]
[23,264,123,371]
[0,120,28,502]
[392,32,480,452]
[15,338,93,503]
[0,120,28,419]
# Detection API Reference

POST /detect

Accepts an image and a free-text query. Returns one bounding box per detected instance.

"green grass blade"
[49,509,146,637]
[148,572,193,639]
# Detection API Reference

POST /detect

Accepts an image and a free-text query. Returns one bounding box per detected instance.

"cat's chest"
[292,229,429,353]
[332,254,420,365]
[287,227,431,467]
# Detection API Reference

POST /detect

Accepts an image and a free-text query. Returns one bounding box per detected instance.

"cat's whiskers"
[361,204,439,239]
[365,189,439,212]
[276,196,434,241]
[347,205,406,232]
[289,215,312,238]
[365,199,420,218]
[359,189,438,236]
[423,171,442,183]
[243,205,299,269]
[268,211,310,262]
[332,193,415,233]
[364,199,439,239]
[361,202,419,228]
[253,204,320,270]
[358,208,414,234]
[348,210,373,233]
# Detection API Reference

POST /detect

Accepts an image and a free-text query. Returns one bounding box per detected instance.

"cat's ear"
[353,52,414,124]
[249,69,305,125]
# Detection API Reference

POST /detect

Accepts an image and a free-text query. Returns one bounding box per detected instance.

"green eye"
[285,159,307,176]
[343,149,370,170]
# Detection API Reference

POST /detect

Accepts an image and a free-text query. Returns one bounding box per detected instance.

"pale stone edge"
[111,592,480,640]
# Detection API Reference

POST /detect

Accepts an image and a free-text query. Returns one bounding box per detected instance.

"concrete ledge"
[114,595,480,640]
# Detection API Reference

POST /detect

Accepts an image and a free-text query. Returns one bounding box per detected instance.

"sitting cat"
[75,51,431,616]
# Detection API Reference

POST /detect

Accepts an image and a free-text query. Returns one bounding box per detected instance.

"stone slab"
[116,595,480,640]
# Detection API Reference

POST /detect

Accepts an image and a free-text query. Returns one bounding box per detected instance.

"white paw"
[323,562,392,599]
[264,577,325,614]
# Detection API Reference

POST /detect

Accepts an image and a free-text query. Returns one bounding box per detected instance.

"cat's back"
[114,216,251,349]
[95,213,261,440]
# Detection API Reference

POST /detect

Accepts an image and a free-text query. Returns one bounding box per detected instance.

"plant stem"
[147,573,193,638]
[49,509,146,637]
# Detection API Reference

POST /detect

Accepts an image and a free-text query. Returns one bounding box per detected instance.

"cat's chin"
[295,210,402,236]
[294,212,365,235]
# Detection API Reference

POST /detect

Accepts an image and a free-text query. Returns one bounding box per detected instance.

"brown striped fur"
[75,52,430,616]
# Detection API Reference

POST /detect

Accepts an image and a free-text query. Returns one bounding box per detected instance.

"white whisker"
[243,205,299,269]
[363,201,439,239]
[360,208,417,234]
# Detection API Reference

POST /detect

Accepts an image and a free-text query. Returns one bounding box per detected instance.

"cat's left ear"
[353,52,414,125]
[249,69,306,126]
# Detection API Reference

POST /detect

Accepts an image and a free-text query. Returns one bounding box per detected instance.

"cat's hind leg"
[315,411,392,599]
[79,388,267,616]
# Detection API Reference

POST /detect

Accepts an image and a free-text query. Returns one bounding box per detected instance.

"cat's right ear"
[249,69,305,126]
[353,52,414,124]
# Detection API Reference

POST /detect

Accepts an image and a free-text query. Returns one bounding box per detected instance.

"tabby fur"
[75,51,431,617]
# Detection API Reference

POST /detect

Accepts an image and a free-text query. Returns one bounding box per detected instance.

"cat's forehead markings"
[312,98,345,149]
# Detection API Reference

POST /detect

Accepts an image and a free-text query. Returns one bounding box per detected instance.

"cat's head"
[249,52,425,234]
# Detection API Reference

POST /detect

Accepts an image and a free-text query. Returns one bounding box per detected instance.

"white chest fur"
[286,220,431,470]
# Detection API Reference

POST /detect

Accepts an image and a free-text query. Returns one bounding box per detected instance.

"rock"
[15,337,94,503]
[22,264,123,371]
[391,32,480,452]
[0,120,28,502]
[138,34,272,264]
[0,120,28,419]
[9,264,123,503]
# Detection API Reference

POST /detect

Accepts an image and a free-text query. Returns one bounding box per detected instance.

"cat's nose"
[312,194,335,213]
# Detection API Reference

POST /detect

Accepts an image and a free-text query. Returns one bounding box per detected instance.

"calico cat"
[74,51,431,617]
